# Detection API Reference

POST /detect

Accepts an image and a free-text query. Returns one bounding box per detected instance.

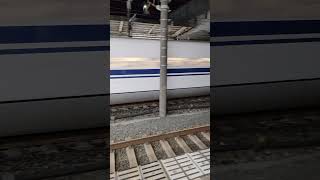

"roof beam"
[148,24,157,34]
[172,26,187,37]
[110,15,159,24]
[119,21,124,32]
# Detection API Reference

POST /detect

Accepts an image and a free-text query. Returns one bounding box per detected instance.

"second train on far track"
[110,37,210,105]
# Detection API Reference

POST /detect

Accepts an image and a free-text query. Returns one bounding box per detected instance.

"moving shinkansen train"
[0,0,109,137]
[110,37,210,104]
[2,0,320,137]
[0,1,209,137]
[211,0,320,114]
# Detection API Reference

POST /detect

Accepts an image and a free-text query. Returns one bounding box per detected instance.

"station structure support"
[159,0,169,118]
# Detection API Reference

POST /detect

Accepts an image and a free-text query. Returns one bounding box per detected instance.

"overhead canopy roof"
[111,0,193,22]
[110,0,209,41]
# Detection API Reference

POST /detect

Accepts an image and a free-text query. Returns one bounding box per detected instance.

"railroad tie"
[174,136,192,153]
[188,134,207,149]
[110,150,116,174]
[201,132,210,142]
[159,140,176,158]
[126,146,138,168]
[110,126,209,150]
[144,142,158,162]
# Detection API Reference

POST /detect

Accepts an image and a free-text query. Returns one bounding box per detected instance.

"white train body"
[3,0,320,136]
[0,0,108,137]
[110,38,210,104]
[211,0,320,114]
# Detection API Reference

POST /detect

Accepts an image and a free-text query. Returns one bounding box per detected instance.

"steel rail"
[111,125,210,150]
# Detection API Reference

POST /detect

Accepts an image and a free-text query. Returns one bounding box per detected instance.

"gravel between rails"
[134,144,149,166]
[182,135,201,152]
[196,132,210,147]
[115,148,129,172]
[111,96,210,122]
[167,138,185,156]
[151,141,167,160]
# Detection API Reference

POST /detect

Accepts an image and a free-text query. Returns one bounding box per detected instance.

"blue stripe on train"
[211,37,320,46]
[111,73,210,79]
[0,25,109,44]
[211,20,320,37]
[111,68,210,76]
[210,20,320,46]
[0,46,109,55]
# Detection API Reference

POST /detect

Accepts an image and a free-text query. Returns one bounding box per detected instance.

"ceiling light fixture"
[143,1,150,14]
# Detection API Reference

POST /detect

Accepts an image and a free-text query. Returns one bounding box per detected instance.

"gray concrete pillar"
[159,0,169,118]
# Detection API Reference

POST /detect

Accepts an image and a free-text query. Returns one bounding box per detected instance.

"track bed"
[111,126,211,180]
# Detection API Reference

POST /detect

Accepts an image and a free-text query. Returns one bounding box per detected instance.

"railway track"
[214,109,320,152]
[213,108,320,168]
[0,128,107,180]
[110,126,211,180]
[111,96,210,121]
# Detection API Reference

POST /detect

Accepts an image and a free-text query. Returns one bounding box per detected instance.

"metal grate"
[161,154,204,180]
[111,149,211,180]
[117,167,142,180]
[141,161,168,180]
[188,149,210,175]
